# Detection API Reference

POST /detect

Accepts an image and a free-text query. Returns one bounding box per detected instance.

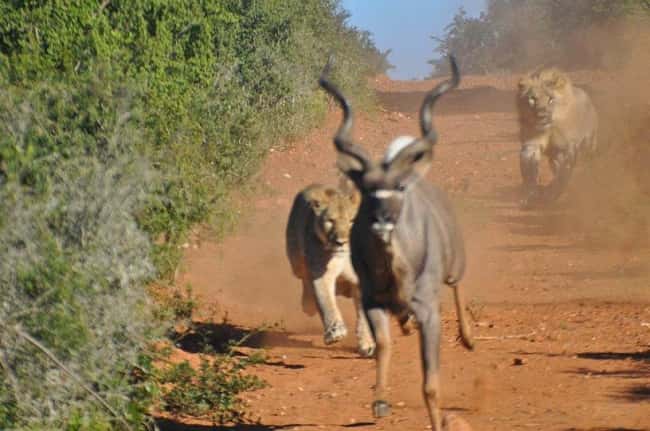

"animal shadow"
[155,418,374,430]
[155,418,311,430]
[170,321,318,356]
[576,351,650,363]
[570,350,650,403]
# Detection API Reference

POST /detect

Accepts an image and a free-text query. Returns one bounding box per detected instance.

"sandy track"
[168,74,650,431]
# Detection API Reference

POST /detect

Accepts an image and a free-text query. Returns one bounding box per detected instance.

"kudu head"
[319,56,460,243]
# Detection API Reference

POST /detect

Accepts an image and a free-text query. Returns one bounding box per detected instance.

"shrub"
[0,1,387,429]
[0,114,158,429]
[2,0,390,276]
[159,352,267,424]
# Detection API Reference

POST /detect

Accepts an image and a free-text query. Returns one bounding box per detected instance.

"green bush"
[1,0,390,274]
[159,352,267,424]
[0,1,387,429]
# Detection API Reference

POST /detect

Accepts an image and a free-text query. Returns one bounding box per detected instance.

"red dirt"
[168,73,650,431]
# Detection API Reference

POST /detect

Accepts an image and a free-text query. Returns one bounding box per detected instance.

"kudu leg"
[365,306,392,417]
[312,276,347,345]
[451,283,475,350]
[412,299,443,431]
[396,305,418,336]
[353,295,375,358]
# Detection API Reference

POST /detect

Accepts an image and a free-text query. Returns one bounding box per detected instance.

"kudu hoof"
[399,312,418,336]
[456,332,475,351]
[323,323,347,345]
[372,400,391,418]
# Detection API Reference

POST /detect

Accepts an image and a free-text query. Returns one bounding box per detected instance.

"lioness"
[517,67,598,207]
[285,181,376,357]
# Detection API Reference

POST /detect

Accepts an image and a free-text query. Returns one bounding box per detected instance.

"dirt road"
[169,74,650,430]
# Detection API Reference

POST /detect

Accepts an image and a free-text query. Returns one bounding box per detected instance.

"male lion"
[517,67,598,207]
[285,181,376,357]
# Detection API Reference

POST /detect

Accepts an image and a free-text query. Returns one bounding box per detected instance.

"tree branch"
[0,345,21,399]
[0,321,133,431]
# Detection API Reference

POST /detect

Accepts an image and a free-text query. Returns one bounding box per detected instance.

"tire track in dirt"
[170,75,650,431]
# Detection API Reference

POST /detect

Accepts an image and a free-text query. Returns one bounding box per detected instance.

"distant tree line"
[430,0,650,75]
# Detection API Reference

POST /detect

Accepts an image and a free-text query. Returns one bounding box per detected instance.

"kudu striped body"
[319,56,475,430]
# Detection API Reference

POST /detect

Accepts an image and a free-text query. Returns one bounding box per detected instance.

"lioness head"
[304,185,360,250]
[518,68,571,131]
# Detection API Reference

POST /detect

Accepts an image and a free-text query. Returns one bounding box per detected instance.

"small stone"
[513,357,527,366]
[396,401,406,408]
[283,173,291,179]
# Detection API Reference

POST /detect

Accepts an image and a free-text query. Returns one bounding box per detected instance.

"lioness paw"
[324,322,347,345]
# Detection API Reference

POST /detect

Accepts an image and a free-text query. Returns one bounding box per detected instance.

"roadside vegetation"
[0,1,390,429]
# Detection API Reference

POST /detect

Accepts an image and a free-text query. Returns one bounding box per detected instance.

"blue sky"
[340,0,485,79]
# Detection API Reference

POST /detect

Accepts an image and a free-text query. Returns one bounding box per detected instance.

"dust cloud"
[547,19,650,251]
[181,12,649,339]
[487,7,649,251]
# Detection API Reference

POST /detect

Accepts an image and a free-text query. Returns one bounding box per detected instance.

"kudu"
[319,56,475,430]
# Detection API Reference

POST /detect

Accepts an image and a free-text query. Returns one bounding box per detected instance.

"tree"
[430,0,650,75]
[431,8,496,75]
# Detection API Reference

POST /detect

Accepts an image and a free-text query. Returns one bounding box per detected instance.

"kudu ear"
[384,139,433,187]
